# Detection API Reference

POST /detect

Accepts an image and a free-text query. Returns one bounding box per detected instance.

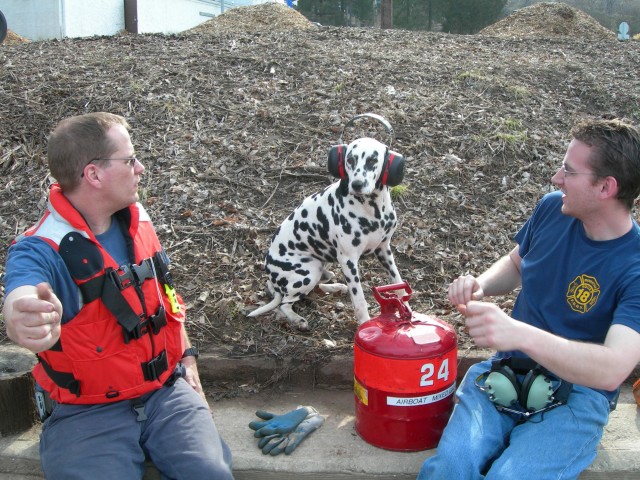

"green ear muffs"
[521,370,555,411]
[476,359,570,415]
[484,367,519,408]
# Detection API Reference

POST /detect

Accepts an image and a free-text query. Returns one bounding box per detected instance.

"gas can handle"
[372,282,412,299]
[371,282,412,320]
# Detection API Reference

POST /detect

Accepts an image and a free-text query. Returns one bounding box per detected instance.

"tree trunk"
[0,344,38,435]
[381,0,393,29]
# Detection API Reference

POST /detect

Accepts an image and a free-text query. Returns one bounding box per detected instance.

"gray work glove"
[249,406,313,437]
[253,406,325,455]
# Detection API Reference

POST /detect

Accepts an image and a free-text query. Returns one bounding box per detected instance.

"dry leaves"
[1,3,639,392]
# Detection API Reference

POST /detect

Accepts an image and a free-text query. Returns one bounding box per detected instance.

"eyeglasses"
[560,163,597,179]
[92,156,138,167]
[81,156,138,177]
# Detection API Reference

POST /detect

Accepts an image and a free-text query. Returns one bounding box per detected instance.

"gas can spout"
[371,282,412,320]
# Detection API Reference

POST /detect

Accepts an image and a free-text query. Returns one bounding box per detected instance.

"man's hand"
[4,283,62,353]
[462,300,523,351]
[181,356,207,405]
[448,274,484,315]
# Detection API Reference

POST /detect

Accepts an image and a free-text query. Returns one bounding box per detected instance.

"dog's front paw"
[294,318,310,332]
[280,304,310,332]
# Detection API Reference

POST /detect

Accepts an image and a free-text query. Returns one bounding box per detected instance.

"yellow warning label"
[354,377,368,406]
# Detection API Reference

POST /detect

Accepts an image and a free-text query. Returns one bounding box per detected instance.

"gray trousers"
[39,378,234,480]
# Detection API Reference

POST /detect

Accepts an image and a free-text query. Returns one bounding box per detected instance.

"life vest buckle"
[109,265,135,290]
[110,258,156,290]
[141,350,168,382]
[126,321,149,342]
[149,305,167,335]
[123,306,167,343]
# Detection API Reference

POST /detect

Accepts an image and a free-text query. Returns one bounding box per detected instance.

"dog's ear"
[328,144,349,179]
[381,150,405,187]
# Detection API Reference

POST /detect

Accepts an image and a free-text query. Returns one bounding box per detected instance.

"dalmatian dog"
[248,136,404,331]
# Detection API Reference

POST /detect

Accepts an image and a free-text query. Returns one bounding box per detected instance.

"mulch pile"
[2,30,30,45]
[186,2,318,34]
[480,2,615,40]
[1,3,638,396]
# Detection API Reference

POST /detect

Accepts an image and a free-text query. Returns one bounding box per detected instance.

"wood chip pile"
[480,2,615,40]
[0,3,638,395]
[186,2,318,35]
[2,30,29,45]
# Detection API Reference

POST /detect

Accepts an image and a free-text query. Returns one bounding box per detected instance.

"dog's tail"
[247,292,283,317]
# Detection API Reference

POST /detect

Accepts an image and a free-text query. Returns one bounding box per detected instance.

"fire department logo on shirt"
[566,274,600,313]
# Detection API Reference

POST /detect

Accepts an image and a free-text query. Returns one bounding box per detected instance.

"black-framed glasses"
[81,156,138,177]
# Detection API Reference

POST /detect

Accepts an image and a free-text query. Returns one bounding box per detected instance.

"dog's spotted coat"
[249,137,403,330]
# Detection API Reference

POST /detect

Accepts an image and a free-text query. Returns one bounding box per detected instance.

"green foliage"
[390,184,409,198]
[458,70,530,104]
[402,0,508,33]
[393,0,447,31]
[296,0,640,34]
[494,117,528,149]
[503,118,523,131]
[296,0,347,26]
[496,131,527,144]
[296,0,375,26]
[440,0,507,34]
[296,0,506,32]
[506,85,531,100]
[458,70,490,83]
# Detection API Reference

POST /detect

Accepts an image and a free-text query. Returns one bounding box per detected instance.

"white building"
[0,0,287,41]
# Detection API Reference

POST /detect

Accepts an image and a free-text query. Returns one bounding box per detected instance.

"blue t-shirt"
[512,191,640,402]
[3,218,130,324]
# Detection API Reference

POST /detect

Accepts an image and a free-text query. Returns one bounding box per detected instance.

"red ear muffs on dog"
[327,144,405,186]
[327,113,405,186]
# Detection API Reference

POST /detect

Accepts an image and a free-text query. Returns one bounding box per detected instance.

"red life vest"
[19,185,186,404]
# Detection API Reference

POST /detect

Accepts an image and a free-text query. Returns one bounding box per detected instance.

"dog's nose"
[351,180,365,192]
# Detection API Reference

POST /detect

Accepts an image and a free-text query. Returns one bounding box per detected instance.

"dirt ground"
[1,3,639,393]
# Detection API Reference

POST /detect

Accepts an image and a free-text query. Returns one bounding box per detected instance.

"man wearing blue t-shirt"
[418,117,640,480]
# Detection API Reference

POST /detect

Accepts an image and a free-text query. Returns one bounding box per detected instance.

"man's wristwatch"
[182,346,199,360]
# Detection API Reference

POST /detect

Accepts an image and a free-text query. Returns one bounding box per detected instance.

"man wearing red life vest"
[3,112,234,479]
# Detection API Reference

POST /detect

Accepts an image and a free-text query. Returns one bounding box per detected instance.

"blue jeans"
[417,359,610,480]
[39,378,234,480]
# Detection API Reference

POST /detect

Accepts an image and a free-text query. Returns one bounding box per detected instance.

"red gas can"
[354,282,457,451]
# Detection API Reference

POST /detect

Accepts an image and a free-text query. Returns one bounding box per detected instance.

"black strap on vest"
[38,356,81,397]
[126,305,167,341]
[44,234,174,397]
[76,253,171,343]
[141,350,169,382]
